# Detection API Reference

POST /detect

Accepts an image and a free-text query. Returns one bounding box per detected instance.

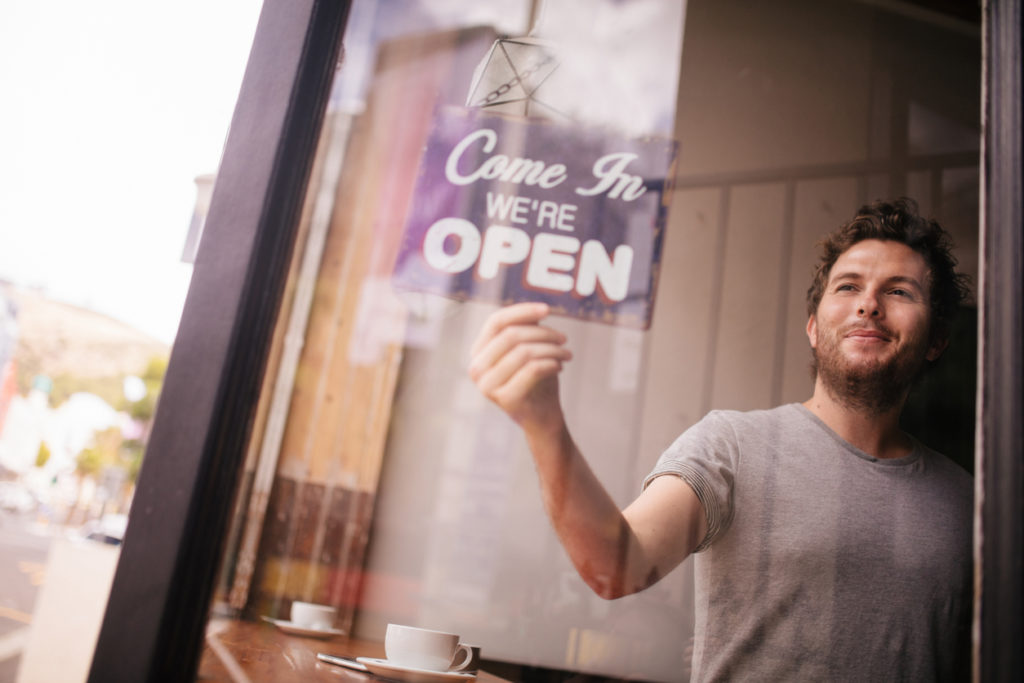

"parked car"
[79,513,128,545]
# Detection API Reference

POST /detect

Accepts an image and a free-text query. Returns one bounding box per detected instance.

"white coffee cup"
[385,624,476,672]
[290,601,337,630]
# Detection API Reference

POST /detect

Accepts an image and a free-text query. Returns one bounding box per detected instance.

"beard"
[812,322,931,415]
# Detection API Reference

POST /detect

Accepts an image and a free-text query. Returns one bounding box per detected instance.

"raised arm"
[468,302,706,598]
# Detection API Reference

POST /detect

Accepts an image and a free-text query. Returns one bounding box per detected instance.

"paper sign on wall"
[392,107,677,328]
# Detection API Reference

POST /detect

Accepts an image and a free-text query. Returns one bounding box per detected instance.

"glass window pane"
[195,2,981,682]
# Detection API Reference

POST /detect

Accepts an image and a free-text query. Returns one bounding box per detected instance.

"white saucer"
[356,657,477,682]
[261,616,345,639]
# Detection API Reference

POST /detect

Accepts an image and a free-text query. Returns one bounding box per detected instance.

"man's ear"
[806,315,818,349]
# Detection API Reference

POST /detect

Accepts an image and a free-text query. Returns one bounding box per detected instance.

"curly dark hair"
[806,197,971,345]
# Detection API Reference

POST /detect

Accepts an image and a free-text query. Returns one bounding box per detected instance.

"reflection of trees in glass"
[126,355,167,422]
[35,441,51,468]
[64,354,167,523]
[47,374,123,408]
[72,426,141,522]
[82,354,167,484]
[45,354,167,413]
[75,431,110,479]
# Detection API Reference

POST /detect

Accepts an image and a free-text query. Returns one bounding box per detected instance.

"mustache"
[840,322,896,339]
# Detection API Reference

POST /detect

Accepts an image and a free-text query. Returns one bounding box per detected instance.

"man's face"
[806,239,946,411]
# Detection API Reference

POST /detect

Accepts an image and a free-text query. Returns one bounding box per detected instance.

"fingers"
[469,303,570,384]
[470,302,553,358]
[469,323,569,382]
[468,303,572,419]
[489,357,564,412]
[474,339,569,397]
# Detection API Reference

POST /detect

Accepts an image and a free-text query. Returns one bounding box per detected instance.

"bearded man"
[469,198,973,681]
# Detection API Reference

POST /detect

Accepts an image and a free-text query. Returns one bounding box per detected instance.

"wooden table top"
[197,617,510,682]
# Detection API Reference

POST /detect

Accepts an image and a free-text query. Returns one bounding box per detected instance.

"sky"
[0,0,264,344]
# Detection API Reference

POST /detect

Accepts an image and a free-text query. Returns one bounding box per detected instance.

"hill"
[2,284,170,404]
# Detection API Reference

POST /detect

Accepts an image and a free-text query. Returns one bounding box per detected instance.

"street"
[0,511,54,683]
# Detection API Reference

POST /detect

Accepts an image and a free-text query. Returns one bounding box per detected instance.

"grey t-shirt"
[644,403,973,682]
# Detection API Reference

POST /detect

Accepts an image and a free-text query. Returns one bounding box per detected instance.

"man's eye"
[835,284,856,292]
[889,288,911,297]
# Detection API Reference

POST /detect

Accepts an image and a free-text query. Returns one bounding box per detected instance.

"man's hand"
[468,302,572,431]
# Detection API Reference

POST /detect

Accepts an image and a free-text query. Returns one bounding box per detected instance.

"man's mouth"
[844,327,892,342]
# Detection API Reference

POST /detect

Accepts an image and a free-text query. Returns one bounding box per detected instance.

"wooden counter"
[197,617,510,682]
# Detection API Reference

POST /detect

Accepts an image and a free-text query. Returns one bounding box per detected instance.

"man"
[469,198,973,681]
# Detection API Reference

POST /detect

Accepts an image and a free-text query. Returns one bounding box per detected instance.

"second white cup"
[290,601,336,630]
[385,624,475,672]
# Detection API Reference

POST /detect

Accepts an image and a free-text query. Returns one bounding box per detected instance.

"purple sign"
[392,107,677,328]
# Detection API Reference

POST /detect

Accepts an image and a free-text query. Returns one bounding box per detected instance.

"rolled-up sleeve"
[642,411,738,552]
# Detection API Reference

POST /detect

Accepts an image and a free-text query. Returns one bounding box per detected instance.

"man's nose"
[857,290,882,317]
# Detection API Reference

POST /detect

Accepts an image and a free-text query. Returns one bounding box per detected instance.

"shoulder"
[693,404,793,426]
[658,405,804,466]
[904,441,975,552]
[914,439,974,495]
[691,404,806,438]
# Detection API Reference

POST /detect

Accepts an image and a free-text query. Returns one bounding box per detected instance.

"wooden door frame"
[977,0,1023,679]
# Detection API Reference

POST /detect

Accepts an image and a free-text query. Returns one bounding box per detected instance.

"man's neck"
[803,379,912,459]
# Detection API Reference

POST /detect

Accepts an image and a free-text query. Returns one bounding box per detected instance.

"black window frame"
[87,1,350,681]
[87,0,1022,680]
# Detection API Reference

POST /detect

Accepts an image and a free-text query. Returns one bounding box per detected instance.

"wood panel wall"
[222,25,500,632]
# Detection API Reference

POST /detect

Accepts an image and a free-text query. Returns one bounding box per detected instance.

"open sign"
[392,107,677,328]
